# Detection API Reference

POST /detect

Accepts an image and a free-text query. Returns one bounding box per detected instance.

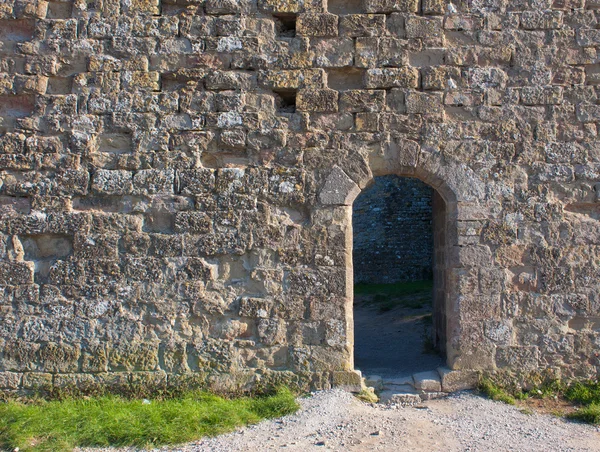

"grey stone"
[413,370,442,392]
[319,166,361,206]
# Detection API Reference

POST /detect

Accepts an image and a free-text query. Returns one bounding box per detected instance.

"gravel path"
[155,390,600,452]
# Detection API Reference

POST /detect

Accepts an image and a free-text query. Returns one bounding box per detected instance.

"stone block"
[92,170,133,195]
[445,14,484,30]
[521,11,563,30]
[355,37,379,68]
[0,261,34,285]
[576,104,600,122]
[123,0,161,14]
[365,0,418,13]
[122,71,160,91]
[520,86,563,105]
[339,89,385,112]
[422,0,446,14]
[22,372,52,389]
[332,370,363,392]
[13,75,48,94]
[174,212,212,234]
[14,0,48,19]
[297,88,338,112]
[319,166,360,205]
[405,16,444,45]
[297,13,338,37]
[37,342,81,373]
[339,14,386,37]
[205,0,252,14]
[378,37,409,66]
[496,346,540,372]
[313,38,354,67]
[355,112,379,131]
[0,371,21,389]
[405,91,444,115]
[259,0,325,13]
[413,370,442,392]
[577,29,600,46]
[261,69,326,89]
[438,367,479,392]
[133,169,174,195]
[205,70,256,90]
[365,67,418,88]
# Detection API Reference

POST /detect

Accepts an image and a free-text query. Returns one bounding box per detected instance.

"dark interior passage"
[353,176,445,378]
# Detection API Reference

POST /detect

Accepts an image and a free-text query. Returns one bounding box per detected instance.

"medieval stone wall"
[1,0,600,392]
[353,176,433,284]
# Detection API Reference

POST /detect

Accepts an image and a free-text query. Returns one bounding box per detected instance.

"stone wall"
[1,0,600,392]
[353,176,433,284]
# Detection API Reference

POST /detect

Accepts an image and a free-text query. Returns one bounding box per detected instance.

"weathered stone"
[297,13,338,37]
[365,68,418,88]
[319,166,361,205]
[332,370,363,392]
[0,371,21,389]
[412,370,442,392]
[438,367,478,392]
[365,0,418,13]
[0,0,597,395]
[297,88,338,112]
[339,14,386,37]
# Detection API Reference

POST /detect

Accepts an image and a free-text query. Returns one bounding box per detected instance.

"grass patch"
[354,281,433,313]
[354,280,433,297]
[565,380,600,405]
[480,376,600,425]
[479,378,517,405]
[0,387,299,452]
[564,380,600,424]
[566,403,600,424]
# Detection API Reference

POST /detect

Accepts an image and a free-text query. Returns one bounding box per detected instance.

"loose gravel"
[123,389,600,452]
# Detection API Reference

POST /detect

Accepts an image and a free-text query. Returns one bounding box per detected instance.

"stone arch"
[318,141,490,371]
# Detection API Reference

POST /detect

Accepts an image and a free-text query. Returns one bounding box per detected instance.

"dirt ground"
[353,284,443,379]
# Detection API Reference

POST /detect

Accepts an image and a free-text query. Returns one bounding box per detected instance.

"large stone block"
[297,13,338,37]
[365,67,418,88]
[339,14,386,37]
[297,88,338,112]
[365,0,418,13]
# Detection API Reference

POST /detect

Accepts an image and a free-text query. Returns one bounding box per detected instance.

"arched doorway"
[351,175,448,381]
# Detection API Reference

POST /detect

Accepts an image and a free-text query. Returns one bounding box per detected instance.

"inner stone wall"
[1,0,600,392]
[353,176,433,284]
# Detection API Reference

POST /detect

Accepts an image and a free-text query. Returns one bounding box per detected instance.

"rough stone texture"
[353,176,433,284]
[412,370,442,392]
[0,0,599,392]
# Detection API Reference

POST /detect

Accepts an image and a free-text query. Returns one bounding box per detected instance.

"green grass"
[0,388,299,452]
[479,378,518,405]
[565,380,600,405]
[564,380,600,424]
[354,280,433,296]
[354,281,433,312]
[480,377,600,425]
[566,403,600,424]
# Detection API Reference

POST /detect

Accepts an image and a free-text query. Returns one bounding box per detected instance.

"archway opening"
[352,175,447,381]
